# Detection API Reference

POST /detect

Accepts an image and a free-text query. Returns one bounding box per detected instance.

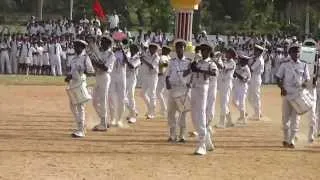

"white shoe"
[111,120,117,126]
[117,121,124,128]
[194,143,207,155]
[146,114,155,120]
[72,130,85,138]
[128,117,137,124]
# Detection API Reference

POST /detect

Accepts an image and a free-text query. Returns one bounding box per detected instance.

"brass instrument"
[87,41,104,68]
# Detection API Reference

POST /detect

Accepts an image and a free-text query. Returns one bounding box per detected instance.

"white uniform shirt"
[140,52,160,76]
[276,59,310,96]
[159,55,170,75]
[69,51,95,84]
[192,57,218,87]
[96,49,116,74]
[127,53,141,75]
[167,56,190,87]
[49,43,63,56]
[250,55,265,77]
[221,59,236,82]
[235,65,251,84]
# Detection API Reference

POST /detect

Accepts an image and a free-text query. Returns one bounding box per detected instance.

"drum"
[66,82,92,105]
[171,89,191,112]
[287,90,313,115]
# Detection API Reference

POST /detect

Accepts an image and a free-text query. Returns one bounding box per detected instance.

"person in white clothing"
[206,51,219,134]
[125,44,141,124]
[10,35,18,74]
[157,46,171,116]
[109,42,127,127]
[276,45,310,148]
[233,54,251,125]
[42,39,51,75]
[0,37,11,74]
[216,48,236,128]
[190,41,217,155]
[49,38,63,76]
[65,39,95,138]
[248,44,265,120]
[166,39,191,142]
[140,43,160,119]
[92,36,116,131]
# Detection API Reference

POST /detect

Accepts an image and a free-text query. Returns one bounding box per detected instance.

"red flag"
[93,0,106,19]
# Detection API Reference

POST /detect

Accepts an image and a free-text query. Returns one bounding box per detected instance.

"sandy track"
[0,85,319,180]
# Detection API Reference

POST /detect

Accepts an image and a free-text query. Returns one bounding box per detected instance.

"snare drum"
[171,89,191,112]
[66,81,92,105]
[287,90,313,115]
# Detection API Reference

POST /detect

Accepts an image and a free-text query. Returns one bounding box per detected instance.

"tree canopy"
[1,0,320,35]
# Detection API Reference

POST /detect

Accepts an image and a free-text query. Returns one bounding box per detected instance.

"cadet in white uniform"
[190,42,217,155]
[233,54,251,124]
[109,43,127,127]
[125,44,141,124]
[217,48,236,128]
[276,45,310,148]
[157,46,171,116]
[92,36,116,131]
[140,43,160,119]
[65,40,95,138]
[206,51,218,134]
[248,45,265,120]
[166,39,190,142]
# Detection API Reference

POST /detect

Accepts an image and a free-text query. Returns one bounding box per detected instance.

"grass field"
[0,76,319,180]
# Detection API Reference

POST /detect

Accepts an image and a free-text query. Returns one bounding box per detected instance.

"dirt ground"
[0,85,319,180]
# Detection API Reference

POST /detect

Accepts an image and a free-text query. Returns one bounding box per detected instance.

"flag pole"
[70,0,74,20]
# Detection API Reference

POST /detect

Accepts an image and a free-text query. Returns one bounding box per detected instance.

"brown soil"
[0,85,319,180]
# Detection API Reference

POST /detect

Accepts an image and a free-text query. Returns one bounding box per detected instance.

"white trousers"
[233,81,248,112]
[264,68,272,84]
[167,88,188,137]
[248,76,262,116]
[93,73,111,126]
[306,88,317,141]
[141,75,158,116]
[0,51,11,74]
[10,52,18,74]
[220,81,233,116]
[282,97,300,144]
[70,102,85,131]
[206,79,217,126]
[157,75,167,113]
[109,70,126,123]
[126,72,138,117]
[191,85,209,144]
[50,55,62,76]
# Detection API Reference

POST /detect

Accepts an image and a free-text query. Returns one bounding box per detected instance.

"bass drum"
[66,81,92,105]
[287,89,313,115]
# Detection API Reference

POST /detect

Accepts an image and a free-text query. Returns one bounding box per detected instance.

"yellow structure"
[170,0,201,53]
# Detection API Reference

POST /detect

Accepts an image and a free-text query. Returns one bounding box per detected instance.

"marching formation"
[1,16,320,155]
[64,29,320,156]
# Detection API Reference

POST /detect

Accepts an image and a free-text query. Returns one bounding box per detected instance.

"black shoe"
[167,137,176,142]
[282,141,289,147]
[178,138,186,143]
[288,143,295,149]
